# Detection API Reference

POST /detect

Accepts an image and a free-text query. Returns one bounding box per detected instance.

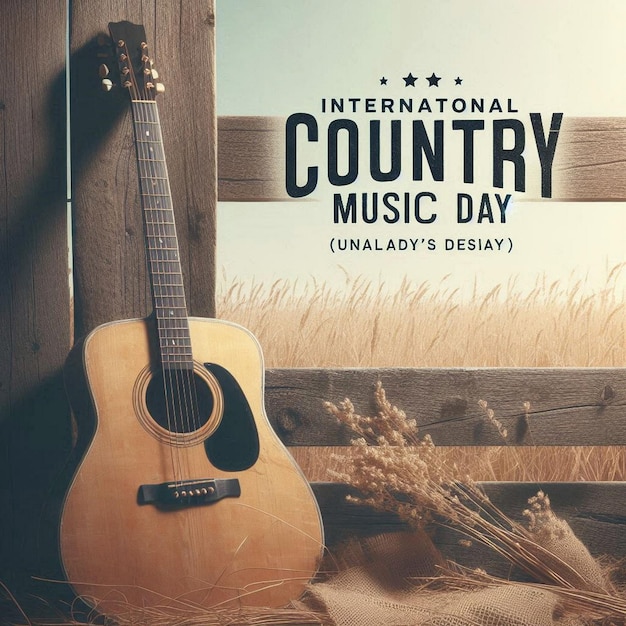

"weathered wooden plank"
[313,481,626,569]
[216,116,626,202]
[70,0,217,337]
[438,481,626,577]
[217,116,284,201]
[266,368,626,446]
[553,117,626,201]
[0,0,71,598]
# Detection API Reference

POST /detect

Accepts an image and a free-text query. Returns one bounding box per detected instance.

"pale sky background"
[215,1,626,299]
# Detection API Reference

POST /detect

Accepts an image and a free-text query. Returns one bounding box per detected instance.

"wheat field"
[216,265,626,482]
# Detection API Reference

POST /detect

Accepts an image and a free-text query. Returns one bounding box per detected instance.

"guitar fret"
[160,346,193,354]
[154,294,185,301]
[153,293,185,301]
[131,99,194,369]
[152,273,183,281]
[145,227,176,238]
[161,357,194,368]
[155,294,186,301]
[147,247,178,255]
[149,268,183,275]
[157,320,189,329]
[160,331,191,341]
[153,283,184,290]
[160,344,192,350]
[144,214,173,218]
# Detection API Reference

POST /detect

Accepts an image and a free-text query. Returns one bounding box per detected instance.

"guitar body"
[60,316,323,616]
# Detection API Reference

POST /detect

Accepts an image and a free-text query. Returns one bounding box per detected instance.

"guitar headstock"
[101,21,164,100]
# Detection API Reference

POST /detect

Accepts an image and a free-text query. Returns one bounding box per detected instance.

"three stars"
[379,73,463,87]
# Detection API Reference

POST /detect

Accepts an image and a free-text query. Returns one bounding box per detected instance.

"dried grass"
[9,270,625,624]
[218,266,626,483]
[217,266,626,369]
[0,582,327,626]
[323,382,626,624]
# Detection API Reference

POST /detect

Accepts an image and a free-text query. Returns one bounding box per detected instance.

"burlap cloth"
[306,530,594,626]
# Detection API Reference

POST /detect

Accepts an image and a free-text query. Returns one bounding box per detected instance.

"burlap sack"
[308,531,589,626]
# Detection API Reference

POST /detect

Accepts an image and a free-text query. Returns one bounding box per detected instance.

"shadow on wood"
[0,34,130,617]
[0,49,74,611]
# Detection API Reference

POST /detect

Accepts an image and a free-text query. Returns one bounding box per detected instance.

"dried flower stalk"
[325,382,626,622]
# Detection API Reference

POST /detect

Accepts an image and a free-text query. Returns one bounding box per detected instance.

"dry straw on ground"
[318,382,626,625]
[7,270,626,624]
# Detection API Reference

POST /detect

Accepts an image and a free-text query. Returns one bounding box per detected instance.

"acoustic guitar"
[60,21,323,618]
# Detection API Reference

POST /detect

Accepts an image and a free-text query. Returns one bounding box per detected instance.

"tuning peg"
[101,79,113,92]
[155,83,166,95]
[98,64,110,78]
[150,69,159,80]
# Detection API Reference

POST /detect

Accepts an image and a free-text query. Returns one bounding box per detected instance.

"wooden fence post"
[0,0,71,606]
[0,0,217,616]
[70,0,217,337]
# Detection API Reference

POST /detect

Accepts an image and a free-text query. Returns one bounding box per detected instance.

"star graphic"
[426,72,441,87]
[403,72,417,86]
[455,76,463,85]
[380,76,388,85]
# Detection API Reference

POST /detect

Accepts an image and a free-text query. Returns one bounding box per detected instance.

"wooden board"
[0,0,72,596]
[70,0,217,336]
[553,117,626,201]
[217,116,626,202]
[218,116,284,201]
[314,481,626,576]
[265,367,626,446]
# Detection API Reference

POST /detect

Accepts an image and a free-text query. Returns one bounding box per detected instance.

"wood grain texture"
[313,481,626,575]
[553,117,626,200]
[0,0,72,595]
[70,0,217,336]
[218,117,285,201]
[265,368,626,446]
[60,317,323,614]
[216,116,626,201]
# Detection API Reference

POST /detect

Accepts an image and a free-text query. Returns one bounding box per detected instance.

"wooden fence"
[1,0,625,619]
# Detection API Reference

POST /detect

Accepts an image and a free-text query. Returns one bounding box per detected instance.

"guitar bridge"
[137,478,240,508]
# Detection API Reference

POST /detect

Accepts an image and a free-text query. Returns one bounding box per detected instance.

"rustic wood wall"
[0,0,71,608]
[70,0,217,336]
[0,0,217,618]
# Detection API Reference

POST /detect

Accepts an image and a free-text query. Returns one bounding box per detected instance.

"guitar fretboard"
[131,100,192,370]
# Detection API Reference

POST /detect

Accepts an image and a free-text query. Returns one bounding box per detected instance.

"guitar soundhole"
[145,368,215,434]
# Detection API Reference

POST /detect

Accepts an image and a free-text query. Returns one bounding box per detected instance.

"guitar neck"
[131,100,193,370]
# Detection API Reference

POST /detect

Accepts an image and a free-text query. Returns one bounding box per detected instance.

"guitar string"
[134,102,181,487]
[139,99,187,482]
[139,98,204,484]
[147,101,201,441]
[126,46,182,488]
[148,96,207,518]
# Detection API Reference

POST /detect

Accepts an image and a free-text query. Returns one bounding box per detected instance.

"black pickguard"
[203,363,260,471]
